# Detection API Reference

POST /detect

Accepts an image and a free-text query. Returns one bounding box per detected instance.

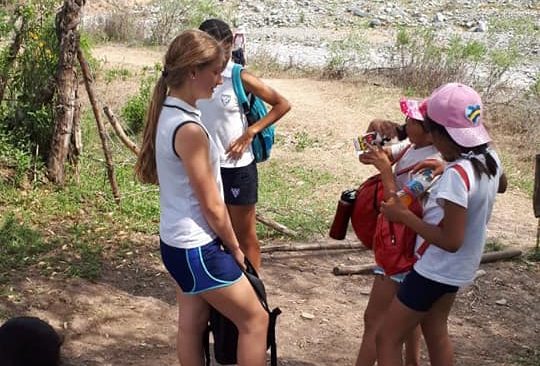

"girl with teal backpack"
[197,19,291,271]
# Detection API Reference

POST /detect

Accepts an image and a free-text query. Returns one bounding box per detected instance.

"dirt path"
[2,46,538,365]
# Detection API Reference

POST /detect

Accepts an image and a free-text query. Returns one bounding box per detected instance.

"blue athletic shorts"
[160,238,243,295]
[373,265,409,283]
[221,160,258,205]
[397,269,459,312]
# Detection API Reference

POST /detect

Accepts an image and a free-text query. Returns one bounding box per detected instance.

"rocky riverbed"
[84,0,539,87]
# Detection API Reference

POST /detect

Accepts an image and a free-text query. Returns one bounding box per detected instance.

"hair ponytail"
[135,75,168,185]
[468,145,498,179]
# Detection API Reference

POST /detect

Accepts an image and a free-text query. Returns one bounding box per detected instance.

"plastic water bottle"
[398,169,434,206]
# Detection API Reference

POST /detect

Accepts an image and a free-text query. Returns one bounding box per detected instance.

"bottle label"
[404,180,426,197]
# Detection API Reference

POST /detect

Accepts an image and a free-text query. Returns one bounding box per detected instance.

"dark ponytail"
[468,145,498,179]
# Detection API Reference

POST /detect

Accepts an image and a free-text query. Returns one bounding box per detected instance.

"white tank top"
[197,60,255,168]
[156,96,223,249]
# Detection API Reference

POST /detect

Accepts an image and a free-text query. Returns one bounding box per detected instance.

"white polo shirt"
[156,96,222,249]
[197,60,255,168]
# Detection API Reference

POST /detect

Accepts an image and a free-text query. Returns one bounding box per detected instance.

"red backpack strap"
[415,163,470,259]
[393,144,415,177]
[392,144,411,164]
[449,164,470,191]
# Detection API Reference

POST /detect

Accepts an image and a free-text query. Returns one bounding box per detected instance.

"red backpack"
[373,164,470,276]
[351,145,413,249]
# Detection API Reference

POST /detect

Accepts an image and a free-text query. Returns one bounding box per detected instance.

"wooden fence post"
[534,154,540,251]
[77,47,121,204]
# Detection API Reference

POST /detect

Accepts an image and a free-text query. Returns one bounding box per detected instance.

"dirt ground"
[2,45,539,366]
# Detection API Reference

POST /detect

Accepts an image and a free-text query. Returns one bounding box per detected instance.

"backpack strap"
[202,325,211,366]
[393,144,415,177]
[231,63,251,116]
[268,307,282,366]
[415,163,470,258]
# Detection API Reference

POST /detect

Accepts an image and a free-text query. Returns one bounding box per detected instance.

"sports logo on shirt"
[465,104,481,125]
[231,187,240,198]
[221,94,231,107]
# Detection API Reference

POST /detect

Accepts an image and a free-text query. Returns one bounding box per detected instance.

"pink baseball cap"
[427,83,491,147]
[400,98,425,121]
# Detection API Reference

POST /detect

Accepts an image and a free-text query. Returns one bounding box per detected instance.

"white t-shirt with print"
[197,60,254,168]
[391,140,441,188]
[413,150,503,287]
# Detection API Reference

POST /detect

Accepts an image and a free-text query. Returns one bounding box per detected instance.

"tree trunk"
[47,0,85,185]
[0,6,28,104]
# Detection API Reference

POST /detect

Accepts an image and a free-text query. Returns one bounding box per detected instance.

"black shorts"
[221,160,258,205]
[397,269,459,312]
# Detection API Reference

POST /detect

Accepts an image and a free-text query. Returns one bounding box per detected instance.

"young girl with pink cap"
[355,98,441,366]
[376,83,507,366]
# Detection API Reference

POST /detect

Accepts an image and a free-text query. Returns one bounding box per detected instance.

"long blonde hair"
[134,30,223,184]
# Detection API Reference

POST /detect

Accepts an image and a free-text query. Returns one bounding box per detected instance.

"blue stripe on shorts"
[373,265,408,283]
[160,238,243,295]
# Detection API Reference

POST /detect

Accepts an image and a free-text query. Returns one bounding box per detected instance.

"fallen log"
[261,241,366,253]
[333,248,522,276]
[480,248,522,263]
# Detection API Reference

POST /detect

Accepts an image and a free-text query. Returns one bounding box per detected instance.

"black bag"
[204,260,281,366]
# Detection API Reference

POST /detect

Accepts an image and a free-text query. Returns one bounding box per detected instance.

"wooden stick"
[77,47,121,204]
[333,263,375,276]
[256,213,298,237]
[261,241,366,253]
[103,106,140,156]
[333,249,522,276]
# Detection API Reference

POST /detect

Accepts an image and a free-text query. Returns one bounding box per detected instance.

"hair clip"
[460,151,475,159]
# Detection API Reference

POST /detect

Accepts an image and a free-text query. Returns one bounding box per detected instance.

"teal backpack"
[231,63,275,163]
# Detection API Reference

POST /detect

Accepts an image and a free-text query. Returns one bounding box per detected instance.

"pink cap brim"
[445,124,492,148]
[400,98,425,121]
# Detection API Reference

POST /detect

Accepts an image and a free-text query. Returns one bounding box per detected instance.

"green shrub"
[323,30,368,79]
[0,130,34,186]
[1,4,58,157]
[121,70,159,135]
[148,0,234,45]
[392,27,488,95]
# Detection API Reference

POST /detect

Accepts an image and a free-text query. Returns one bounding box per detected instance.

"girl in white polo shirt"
[135,30,268,366]
[376,83,507,366]
[197,19,291,270]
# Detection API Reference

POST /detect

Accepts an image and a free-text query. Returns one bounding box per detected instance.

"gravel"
[83,0,540,88]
